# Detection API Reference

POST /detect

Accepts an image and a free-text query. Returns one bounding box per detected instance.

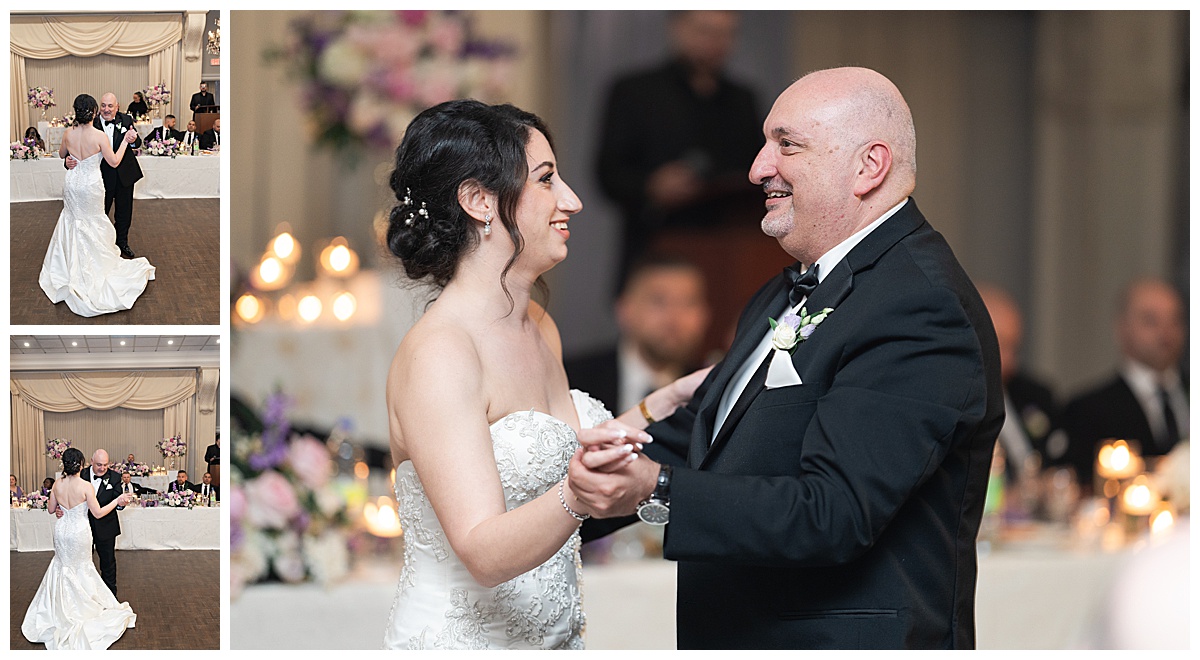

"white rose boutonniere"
[768,307,834,354]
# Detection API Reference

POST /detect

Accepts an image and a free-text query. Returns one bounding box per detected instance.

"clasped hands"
[563,422,662,520]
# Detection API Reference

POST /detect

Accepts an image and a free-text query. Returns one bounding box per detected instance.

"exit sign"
[210,58,220,66]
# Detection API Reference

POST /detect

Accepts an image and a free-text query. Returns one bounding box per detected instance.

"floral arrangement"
[10,141,39,160]
[27,86,55,110]
[111,461,151,477]
[26,493,49,510]
[132,113,151,124]
[266,10,515,159]
[231,393,351,598]
[45,438,72,460]
[769,307,834,354]
[50,113,75,128]
[163,489,197,508]
[143,83,171,108]
[144,137,183,158]
[158,434,187,457]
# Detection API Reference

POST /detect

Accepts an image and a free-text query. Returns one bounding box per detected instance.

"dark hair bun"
[61,447,84,476]
[386,99,552,289]
[73,94,97,126]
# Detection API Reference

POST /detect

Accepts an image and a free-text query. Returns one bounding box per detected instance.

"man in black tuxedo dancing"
[66,92,143,259]
[58,449,124,597]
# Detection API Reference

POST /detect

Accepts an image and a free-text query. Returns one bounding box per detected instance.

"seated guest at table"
[1062,277,1188,490]
[119,472,155,497]
[192,472,219,502]
[127,91,149,118]
[146,115,180,143]
[41,477,54,497]
[978,284,1065,483]
[190,83,216,113]
[199,118,221,150]
[11,474,25,499]
[24,126,46,152]
[179,120,199,151]
[168,470,195,493]
[126,453,136,464]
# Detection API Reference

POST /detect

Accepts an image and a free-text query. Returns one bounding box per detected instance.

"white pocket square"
[764,349,803,388]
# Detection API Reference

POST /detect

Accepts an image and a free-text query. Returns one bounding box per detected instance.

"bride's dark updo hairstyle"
[387,99,555,304]
[61,448,85,476]
[73,94,98,126]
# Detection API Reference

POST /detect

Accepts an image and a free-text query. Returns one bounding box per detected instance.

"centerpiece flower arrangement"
[49,112,75,128]
[163,489,197,509]
[266,10,515,160]
[111,460,152,477]
[10,141,39,160]
[45,438,72,460]
[144,137,183,158]
[230,393,351,598]
[28,86,55,117]
[158,434,187,458]
[143,83,171,117]
[26,493,49,510]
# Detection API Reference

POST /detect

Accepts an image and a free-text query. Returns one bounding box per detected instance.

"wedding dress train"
[38,151,155,317]
[21,502,136,649]
[383,390,612,649]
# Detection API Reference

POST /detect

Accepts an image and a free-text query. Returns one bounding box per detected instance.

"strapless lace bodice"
[383,390,612,650]
[63,151,104,215]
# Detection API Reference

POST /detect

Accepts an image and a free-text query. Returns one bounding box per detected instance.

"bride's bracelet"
[557,478,589,522]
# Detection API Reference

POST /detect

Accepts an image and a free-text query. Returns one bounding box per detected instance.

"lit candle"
[363,496,403,538]
[1119,475,1159,516]
[1096,439,1141,480]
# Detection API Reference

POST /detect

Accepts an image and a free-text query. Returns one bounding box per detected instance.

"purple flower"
[780,314,801,329]
[800,324,817,339]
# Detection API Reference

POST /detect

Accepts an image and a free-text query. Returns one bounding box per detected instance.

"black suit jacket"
[92,112,143,188]
[191,482,220,501]
[118,480,155,496]
[626,199,1003,649]
[146,126,182,144]
[190,91,215,112]
[205,443,221,466]
[1062,374,1186,487]
[79,468,123,541]
[199,128,220,150]
[169,480,196,493]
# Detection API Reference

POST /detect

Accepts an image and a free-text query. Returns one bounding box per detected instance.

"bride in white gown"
[39,93,155,317]
[22,448,136,649]
[381,101,707,649]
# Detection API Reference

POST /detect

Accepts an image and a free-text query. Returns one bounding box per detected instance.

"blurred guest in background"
[24,126,45,152]
[1062,277,1188,489]
[41,477,54,497]
[597,11,774,355]
[566,254,711,414]
[119,472,154,497]
[979,284,1065,483]
[11,474,25,499]
[199,118,221,150]
[127,91,149,118]
[168,470,195,493]
[146,115,180,143]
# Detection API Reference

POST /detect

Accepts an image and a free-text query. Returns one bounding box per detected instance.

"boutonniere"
[768,307,834,354]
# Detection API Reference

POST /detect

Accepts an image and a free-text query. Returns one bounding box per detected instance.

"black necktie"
[785,263,821,308]
[1158,387,1180,451]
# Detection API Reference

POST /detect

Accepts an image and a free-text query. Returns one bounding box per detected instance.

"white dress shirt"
[712,199,909,441]
[1120,359,1189,447]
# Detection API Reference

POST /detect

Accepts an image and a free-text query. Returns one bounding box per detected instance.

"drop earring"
[483,214,492,236]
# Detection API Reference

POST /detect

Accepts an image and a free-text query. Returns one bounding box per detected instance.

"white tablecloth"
[9,153,219,202]
[11,505,219,552]
[230,537,1150,649]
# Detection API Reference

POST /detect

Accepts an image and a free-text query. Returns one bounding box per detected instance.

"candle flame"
[363,496,403,538]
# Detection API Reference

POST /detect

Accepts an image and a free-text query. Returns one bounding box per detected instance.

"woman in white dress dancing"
[22,448,136,649]
[381,100,707,649]
[39,93,155,317]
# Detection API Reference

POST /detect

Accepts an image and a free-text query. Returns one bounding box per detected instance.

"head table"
[9,152,219,202]
[11,504,219,552]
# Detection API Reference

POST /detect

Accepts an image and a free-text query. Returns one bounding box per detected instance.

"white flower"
[771,323,798,351]
[303,531,349,585]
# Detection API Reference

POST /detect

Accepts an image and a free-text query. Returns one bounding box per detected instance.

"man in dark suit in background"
[204,433,221,486]
[119,472,156,497]
[168,470,195,493]
[189,82,215,113]
[199,118,220,150]
[146,114,181,143]
[191,472,219,503]
[1062,277,1187,490]
[571,67,1003,649]
[565,254,711,414]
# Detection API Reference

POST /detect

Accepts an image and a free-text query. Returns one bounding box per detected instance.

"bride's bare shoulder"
[388,313,481,396]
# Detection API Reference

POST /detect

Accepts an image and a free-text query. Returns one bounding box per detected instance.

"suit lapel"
[695,199,929,469]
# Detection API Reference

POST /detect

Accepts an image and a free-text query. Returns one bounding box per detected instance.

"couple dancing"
[382,67,1003,650]
[22,448,136,649]
[39,92,155,317]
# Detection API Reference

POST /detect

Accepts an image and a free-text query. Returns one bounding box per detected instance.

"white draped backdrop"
[9,368,220,492]
[9,12,210,142]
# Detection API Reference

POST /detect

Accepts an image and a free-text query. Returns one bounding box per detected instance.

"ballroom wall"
[231,11,1188,443]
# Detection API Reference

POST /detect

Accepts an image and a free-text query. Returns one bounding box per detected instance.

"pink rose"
[229,485,247,523]
[244,471,300,530]
[286,435,332,490]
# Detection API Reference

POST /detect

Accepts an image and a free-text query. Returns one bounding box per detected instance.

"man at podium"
[190,82,216,113]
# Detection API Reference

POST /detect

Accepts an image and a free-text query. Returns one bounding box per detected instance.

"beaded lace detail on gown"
[21,501,136,649]
[38,151,155,317]
[383,390,612,649]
